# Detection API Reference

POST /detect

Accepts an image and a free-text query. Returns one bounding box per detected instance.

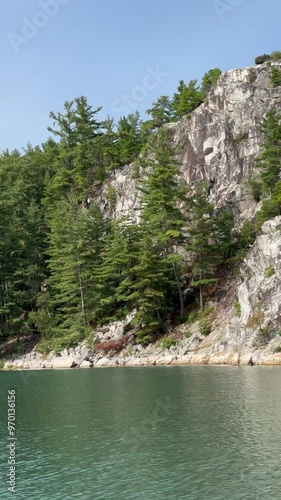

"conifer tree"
[171,80,204,119]
[93,220,141,323]
[146,96,172,129]
[47,97,103,201]
[187,185,219,312]
[256,108,281,193]
[0,148,48,339]
[127,236,170,343]
[45,196,107,342]
[201,68,222,96]
[271,66,281,87]
[116,113,142,165]
[99,117,120,171]
[73,96,103,186]
[138,129,188,318]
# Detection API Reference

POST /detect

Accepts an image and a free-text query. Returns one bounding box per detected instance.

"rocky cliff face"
[181,216,281,366]
[99,62,281,224]
[4,62,281,369]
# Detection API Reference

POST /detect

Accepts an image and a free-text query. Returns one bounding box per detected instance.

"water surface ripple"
[0,366,280,499]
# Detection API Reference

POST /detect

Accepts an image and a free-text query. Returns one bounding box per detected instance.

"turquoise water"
[0,366,280,499]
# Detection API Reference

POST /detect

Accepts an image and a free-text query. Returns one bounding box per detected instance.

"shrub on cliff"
[199,320,211,336]
[271,51,281,61]
[96,337,128,353]
[255,54,271,65]
[271,66,281,87]
[256,198,281,229]
[160,337,177,350]
[246,176,263,202]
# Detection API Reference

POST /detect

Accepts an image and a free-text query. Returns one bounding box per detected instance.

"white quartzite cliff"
[99,63,281,224]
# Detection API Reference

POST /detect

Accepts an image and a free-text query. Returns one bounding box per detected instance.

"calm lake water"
[0,366,280,499]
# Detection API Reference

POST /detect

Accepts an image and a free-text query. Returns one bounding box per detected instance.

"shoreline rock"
[4,343,281,371]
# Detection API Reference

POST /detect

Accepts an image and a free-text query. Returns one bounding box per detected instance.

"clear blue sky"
[1,0,280,151]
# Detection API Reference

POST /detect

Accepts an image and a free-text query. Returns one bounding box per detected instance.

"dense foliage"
[1,65,280,352]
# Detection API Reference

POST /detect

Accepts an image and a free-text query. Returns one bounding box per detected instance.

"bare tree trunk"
[77,251,87,326]
[199,285,204,313]
[199,271,204,313]
[156,310,171,334]
[172,262,185,316]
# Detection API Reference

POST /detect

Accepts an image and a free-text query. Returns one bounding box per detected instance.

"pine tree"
[93,220,141,323]
[256,108,281,193]
[0,148,48,339]
[138,129,188,318]
[47,97,103,202]
[171,80,204,120]
[99,117,120,172]
[146,96,172,129]
[44,196,107,343]
[116,113,142,165]
[187,185,220,312]
[213,207,235,261]
[72,96,103,187]
[127,236,170,343]
[201,68,222,96]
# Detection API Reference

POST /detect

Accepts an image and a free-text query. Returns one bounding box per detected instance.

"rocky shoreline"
[3,332,281,371]
[4,351,281,371]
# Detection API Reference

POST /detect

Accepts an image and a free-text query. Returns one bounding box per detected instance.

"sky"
[0,0,281,151]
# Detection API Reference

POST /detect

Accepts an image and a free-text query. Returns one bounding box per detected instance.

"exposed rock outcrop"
[97,62,281,226]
